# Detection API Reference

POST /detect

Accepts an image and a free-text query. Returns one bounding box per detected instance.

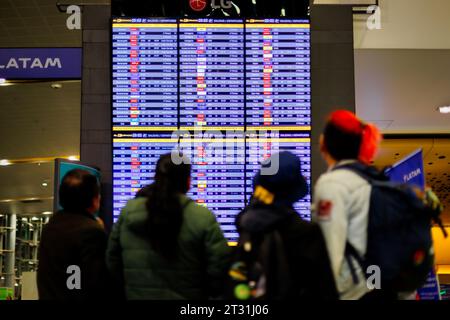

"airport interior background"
[0,0,449,300]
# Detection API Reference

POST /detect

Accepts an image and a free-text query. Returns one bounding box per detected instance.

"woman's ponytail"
[359,123,382,165]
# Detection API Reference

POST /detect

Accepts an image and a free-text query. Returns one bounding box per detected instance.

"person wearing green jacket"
[106,153,232,300]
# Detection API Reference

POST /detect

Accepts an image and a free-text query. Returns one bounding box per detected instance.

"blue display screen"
[112,18,311,242]
[54,159,101,212]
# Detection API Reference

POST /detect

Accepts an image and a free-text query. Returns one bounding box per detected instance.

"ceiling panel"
[0,161,54,215]
[0,0,110,48]
[0,81,81,159]
[0,162,53,200]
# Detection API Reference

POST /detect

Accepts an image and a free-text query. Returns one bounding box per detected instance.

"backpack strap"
[345,242,367,285]
[333,162,392,184]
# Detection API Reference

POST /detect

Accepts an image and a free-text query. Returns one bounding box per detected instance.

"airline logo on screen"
[189,0,208,11]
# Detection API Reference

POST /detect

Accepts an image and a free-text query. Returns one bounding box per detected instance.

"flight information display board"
[112,18,311,243]
[112,132,177,219]
[112,19,178,131]
[245,20,311,130]
[179,19,245,130]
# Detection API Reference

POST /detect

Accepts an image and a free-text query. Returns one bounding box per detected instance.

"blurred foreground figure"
[230,151,338,300]
[37,169,111,300]
[313,110,382,300]
[314,110,445,300]
[106,153,231,299]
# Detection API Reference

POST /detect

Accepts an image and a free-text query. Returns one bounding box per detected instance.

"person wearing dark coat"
[106,153,232,299]
[235,151,338,300]
[37,169,112,300]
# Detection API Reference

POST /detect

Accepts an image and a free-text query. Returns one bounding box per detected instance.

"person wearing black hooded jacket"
[235,151,338,300]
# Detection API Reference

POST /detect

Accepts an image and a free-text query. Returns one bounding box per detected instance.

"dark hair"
[59,169,100,212]
[323,121,362,161]
[146,153,191,259]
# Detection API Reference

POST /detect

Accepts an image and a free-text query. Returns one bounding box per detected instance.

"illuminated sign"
[112,18,311,242]
[0,48,82,79]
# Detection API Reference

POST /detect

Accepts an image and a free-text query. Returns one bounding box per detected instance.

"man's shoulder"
[317,168,369,191]
[48,211,103,233]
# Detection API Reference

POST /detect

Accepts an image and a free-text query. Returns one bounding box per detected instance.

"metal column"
[32,221,39,262]
[4,213,16,289]
[0,218,4,281]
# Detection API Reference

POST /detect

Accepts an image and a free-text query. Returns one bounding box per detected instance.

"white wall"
[355,49,450,133]
[354,0,450,49]
[315,0,450,49]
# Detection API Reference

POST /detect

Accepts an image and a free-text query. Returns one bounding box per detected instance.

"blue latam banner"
[386,148,425,190]
[386,149,441,301]
[0,48,82,79]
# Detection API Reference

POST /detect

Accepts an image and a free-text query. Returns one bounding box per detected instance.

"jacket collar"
[328,159,358,172]
[60,209,97,221]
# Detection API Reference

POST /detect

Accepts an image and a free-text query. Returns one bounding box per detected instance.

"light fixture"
[438,106,450,114]
[31,217,39,221]
[42,182,48,187]
[68,156,79,161]
[0,159,11,166]
[42,211,52,215]
[51,83,62,89]
[0,78,13,87]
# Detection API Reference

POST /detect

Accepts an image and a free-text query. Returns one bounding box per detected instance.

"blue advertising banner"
[386,148,425,189]
[386,148,441,301]
[0,48,82,79]
[417,271,442,301]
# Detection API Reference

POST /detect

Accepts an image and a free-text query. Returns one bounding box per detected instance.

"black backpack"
[226,207,292,300]
[335,163,447,292]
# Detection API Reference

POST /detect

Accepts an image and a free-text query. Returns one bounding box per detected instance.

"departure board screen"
[245,20,311,131]
[112,132,177,219]
[179,19,245,130]
[112,19,178,131]
[112,18,311,243]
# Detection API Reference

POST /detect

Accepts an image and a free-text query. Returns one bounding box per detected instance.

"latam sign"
[0,48,82,79]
